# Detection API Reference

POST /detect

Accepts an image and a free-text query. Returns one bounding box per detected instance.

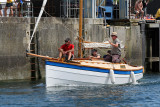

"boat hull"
[46,61,143,87]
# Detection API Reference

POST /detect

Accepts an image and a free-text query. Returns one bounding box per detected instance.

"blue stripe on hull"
[46,61,143,75]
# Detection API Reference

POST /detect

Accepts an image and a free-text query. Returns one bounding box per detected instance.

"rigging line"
[43,11,106,45]
[43,10,85,51]
[27,0,48,52]
[43,10,79,38]
[100,0,105,6]
[43,9,126,58]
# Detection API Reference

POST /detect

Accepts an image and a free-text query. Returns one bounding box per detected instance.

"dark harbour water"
[0,73,160,107]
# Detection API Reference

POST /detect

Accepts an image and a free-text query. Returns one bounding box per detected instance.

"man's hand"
[88,55,93,59]
[109,40,112,45]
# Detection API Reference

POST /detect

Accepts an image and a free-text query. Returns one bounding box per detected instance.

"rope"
[100,0,105,6]
[43,10,79,38]
[40,10,127,59]
[27,0,47,51]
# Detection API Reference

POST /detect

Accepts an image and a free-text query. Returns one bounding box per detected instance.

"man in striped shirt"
[5,0,16,16]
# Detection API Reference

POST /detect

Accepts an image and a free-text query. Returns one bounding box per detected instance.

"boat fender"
[110,69,115,84]
[131,71,137,84]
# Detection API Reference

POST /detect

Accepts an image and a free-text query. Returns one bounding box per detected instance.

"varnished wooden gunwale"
[48,59,144,71]
[27,53,144,72]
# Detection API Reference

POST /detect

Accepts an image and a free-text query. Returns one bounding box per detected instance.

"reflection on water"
[0,73,160,106]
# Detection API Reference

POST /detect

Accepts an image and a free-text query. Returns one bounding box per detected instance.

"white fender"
[110,69,115,84]
[131,71,137,84]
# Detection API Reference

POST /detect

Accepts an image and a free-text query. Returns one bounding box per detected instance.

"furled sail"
[83,41,111,49]
[83,41,125,49]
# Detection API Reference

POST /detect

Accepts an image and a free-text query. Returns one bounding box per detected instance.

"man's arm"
[58,48,64,53]
[138,2,143,10]
[141,2,143,10]
[135,2,138,10]
[96,55,101,58]
[65,48,74,53]
[58,45,65,54]
[90,55,101,61]
[109,40,119,48]
[111,43,119,48]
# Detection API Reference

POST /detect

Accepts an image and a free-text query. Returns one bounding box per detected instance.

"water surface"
[0,73,160,107]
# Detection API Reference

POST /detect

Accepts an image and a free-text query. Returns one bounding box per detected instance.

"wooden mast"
[78,0,83,58]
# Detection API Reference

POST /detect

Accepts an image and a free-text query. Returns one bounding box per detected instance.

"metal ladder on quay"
[30,18,36,80]
[29,18,41,80]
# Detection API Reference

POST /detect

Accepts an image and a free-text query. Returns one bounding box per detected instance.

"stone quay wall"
[0,17,142,80]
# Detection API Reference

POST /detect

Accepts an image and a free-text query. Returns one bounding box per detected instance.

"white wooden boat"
[26,53,144,87]
[26,0,144,87]
[45,59,144,87]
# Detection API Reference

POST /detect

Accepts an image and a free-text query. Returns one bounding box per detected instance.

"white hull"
[46,64,143,87]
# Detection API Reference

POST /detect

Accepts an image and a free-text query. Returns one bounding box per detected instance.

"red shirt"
[60,44,74,55]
